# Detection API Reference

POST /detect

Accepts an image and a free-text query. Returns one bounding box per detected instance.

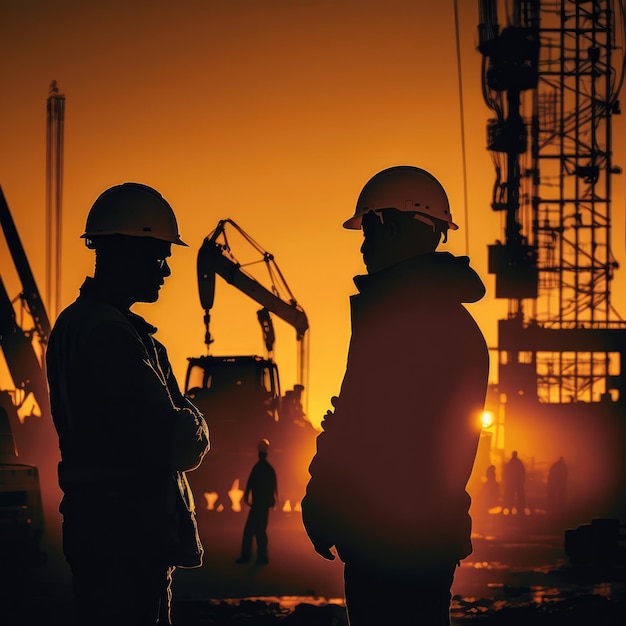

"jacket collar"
[353,252,486,304]
[79,277,158,335]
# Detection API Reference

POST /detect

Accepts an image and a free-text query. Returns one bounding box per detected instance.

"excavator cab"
[185,354,281,423]
[184,355,315,515]
[184,354,286,512]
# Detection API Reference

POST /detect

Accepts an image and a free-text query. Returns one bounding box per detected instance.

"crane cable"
[453,0,471,257]
[209,218,301,305]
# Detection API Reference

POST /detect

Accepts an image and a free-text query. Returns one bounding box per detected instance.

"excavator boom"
[0,187,51,348]
[198,237,309,342]
[0,185,57,564]
[0,186,51,414]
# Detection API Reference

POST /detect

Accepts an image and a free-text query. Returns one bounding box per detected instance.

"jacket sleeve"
[72,317,206,472]
[301,410,341,553]
[171,408,210,472]
[155,338,210,472]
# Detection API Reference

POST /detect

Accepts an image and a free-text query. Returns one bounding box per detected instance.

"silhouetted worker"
[301,166,489,626]
[236,438,278,566]
[546,456,568,515]
[476,464,500,516]
[503,450,526,514]
[46,183,210,626]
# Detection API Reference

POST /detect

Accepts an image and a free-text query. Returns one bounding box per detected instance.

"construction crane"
[194,218,309,392]
[0,186,60,563]
[477,0,626,521]
[184,219,316,515]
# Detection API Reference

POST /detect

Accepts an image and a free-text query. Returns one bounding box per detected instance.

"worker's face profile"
[127,238,172,303]
[360,211,391,273]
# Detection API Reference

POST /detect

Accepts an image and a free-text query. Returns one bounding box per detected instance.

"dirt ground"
[2,509,625,625]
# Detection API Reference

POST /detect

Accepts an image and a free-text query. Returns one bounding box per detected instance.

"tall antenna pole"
[46,80,65,319]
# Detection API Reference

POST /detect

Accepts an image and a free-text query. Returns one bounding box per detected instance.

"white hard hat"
[81,182,187,246]
[344,166,459,231]
[258,438,270,453]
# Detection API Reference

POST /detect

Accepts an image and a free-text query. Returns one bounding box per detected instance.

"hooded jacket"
[302,252,489,568]
[46,277,210,568]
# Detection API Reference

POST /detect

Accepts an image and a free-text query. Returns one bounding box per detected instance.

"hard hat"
[258,438,270,453]
[343,166,459,231]
[81,182,187,246]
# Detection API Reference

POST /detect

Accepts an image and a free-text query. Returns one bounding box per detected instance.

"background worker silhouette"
[236,438,278,566]
[546,455,568,516]
[476,464,500,517]
[302,166,490,626]
[503,450,526,515]
[46,183,210,626]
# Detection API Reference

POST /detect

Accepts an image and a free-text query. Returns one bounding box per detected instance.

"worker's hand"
[171,408,210,471]
[320,396,339,430]
[313,543,336,561]
[301,495,336,561]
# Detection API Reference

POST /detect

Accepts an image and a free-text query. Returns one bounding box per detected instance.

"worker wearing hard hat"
[46,183,210,626]
[236,438,278,566]
[302,166,489,626]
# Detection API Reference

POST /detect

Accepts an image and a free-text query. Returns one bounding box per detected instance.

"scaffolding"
[479,0,626,405]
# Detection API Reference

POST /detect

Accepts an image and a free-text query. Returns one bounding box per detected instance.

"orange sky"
[2,0,626,431]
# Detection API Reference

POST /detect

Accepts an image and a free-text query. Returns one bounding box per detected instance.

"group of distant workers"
[476,452,569,518]
[46,165,490,625]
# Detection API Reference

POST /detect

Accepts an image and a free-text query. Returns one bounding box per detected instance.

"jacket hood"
[353,252,486,304]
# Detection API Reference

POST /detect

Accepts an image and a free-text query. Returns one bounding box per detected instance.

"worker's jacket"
[46,277,210,568]
[302,252,489,570]
[244,457,278,509]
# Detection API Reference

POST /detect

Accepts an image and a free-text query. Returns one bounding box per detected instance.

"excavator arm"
[198,235,308,339]
[198,218,308,344]
[196,218,309,394]
[0,275,48,412]
[0,186,59,559]
[0,186,51,415]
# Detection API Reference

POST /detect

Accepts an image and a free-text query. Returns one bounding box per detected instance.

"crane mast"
[477,0,626,519]
[45,80,65,319]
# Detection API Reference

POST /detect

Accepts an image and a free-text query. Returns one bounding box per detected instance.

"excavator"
[0,185,59,564]
[184,219,317,514]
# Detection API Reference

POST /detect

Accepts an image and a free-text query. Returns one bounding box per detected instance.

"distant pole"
[46,80,65,319]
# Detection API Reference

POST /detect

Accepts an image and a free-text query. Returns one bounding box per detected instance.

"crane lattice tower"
[479,0,626,406]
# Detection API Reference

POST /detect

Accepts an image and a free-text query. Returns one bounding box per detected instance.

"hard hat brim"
[342,210,459,231]
[80,231,188,246]
[343,214,364,229]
